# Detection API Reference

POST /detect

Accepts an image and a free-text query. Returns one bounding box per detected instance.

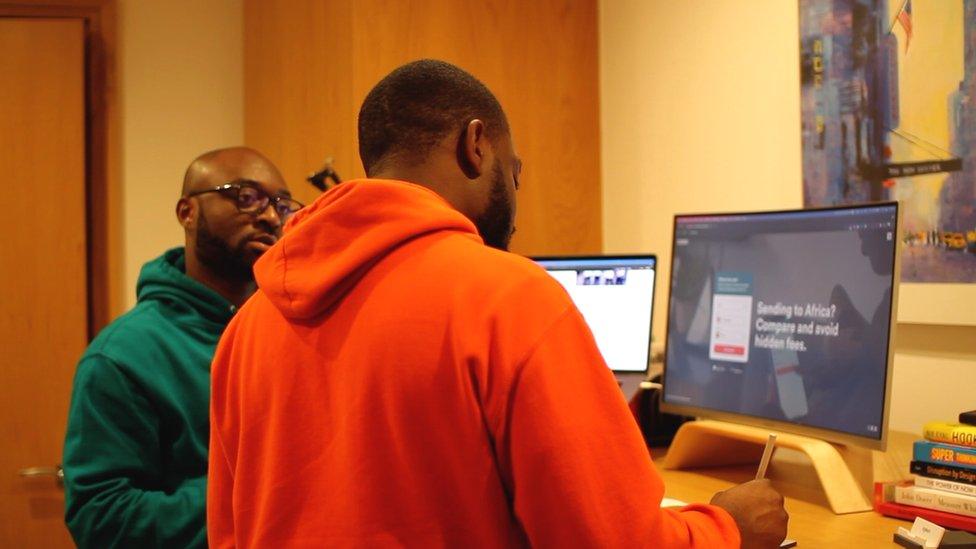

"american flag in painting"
[897,0,913,52]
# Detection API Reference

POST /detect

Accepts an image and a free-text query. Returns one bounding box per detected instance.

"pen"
[755,433,777,480]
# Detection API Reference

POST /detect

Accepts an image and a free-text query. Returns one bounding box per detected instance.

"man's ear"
[457,119,490,180]
[176,197,197,230]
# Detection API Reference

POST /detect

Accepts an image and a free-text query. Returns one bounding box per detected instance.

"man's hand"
[710,479,789,549]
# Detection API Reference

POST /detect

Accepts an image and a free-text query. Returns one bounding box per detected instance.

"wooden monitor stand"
[662,419,874,514]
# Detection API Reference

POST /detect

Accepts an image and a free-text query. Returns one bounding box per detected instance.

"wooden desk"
[652,432,918,547]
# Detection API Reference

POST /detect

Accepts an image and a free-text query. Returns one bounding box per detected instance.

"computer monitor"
[661,203,899,450]
[532,255,656,373]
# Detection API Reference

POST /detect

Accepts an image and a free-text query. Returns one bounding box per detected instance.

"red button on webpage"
[713,344,745,355]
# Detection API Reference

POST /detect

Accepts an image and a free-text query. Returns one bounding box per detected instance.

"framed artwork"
[799,0,976,324]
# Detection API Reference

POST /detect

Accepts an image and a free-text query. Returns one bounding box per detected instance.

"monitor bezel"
[659,202,901,451]
[530,254,657,374]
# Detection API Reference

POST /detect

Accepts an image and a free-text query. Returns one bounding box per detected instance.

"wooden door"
[0,17,88,548]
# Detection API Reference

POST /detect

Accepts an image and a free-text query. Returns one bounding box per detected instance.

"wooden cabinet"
[244,0,602,255]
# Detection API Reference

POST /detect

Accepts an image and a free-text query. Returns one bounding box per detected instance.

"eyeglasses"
[186,181,304,221]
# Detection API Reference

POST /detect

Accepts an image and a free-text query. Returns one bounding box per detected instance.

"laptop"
[531,255,657,396]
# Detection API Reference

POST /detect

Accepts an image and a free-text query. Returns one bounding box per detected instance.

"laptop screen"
[531,255,656,373]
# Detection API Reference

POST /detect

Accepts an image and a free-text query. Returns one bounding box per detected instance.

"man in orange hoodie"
[209,60,788,548]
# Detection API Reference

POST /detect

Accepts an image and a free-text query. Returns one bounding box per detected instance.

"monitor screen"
[532,255,656,373]
[662,203,899,445]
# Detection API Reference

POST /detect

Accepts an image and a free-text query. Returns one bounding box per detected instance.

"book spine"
[961,410,976,427]
[914,440,976,471]
[876,500,976,533]
[911,460,976,486]
[894,485,976,518]
[914,475,976,497]
[959,410,976,425]
[924,422,976,448]
[875,482,976,533]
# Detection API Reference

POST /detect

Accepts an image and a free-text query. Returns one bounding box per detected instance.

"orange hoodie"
[208,179,740,548]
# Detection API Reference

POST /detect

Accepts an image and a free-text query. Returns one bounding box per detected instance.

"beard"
[474,162,515,251]
[195,208,255,284]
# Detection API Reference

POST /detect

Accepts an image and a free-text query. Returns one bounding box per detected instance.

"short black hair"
[358,59,509,176]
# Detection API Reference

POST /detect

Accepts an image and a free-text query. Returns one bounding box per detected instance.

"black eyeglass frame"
[185,180,304,220]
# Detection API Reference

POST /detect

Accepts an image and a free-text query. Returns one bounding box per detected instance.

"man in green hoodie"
[62,147,301,548]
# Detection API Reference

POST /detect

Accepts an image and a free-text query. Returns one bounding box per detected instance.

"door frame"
[0,0,121,336]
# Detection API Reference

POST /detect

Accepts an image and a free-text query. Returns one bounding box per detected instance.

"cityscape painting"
[800,0,976,282]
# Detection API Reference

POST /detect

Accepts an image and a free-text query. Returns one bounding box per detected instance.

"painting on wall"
[799,0,976,284]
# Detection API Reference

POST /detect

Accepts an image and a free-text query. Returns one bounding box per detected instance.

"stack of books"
[875,416,976,532]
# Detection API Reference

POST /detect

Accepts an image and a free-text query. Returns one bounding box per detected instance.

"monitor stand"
[662,419,873,514]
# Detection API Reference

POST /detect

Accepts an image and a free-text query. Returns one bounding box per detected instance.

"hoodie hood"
[254,179,480,320]
[136,247,236,325]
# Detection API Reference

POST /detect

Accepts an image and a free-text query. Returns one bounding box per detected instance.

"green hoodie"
[63,247,235,548]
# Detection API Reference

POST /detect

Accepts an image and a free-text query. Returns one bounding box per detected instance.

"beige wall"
[112,0,973,434]
[120,0,244,308]
[600,0,976,435]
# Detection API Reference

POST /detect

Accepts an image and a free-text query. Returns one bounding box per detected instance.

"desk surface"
[652,431,919,547]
